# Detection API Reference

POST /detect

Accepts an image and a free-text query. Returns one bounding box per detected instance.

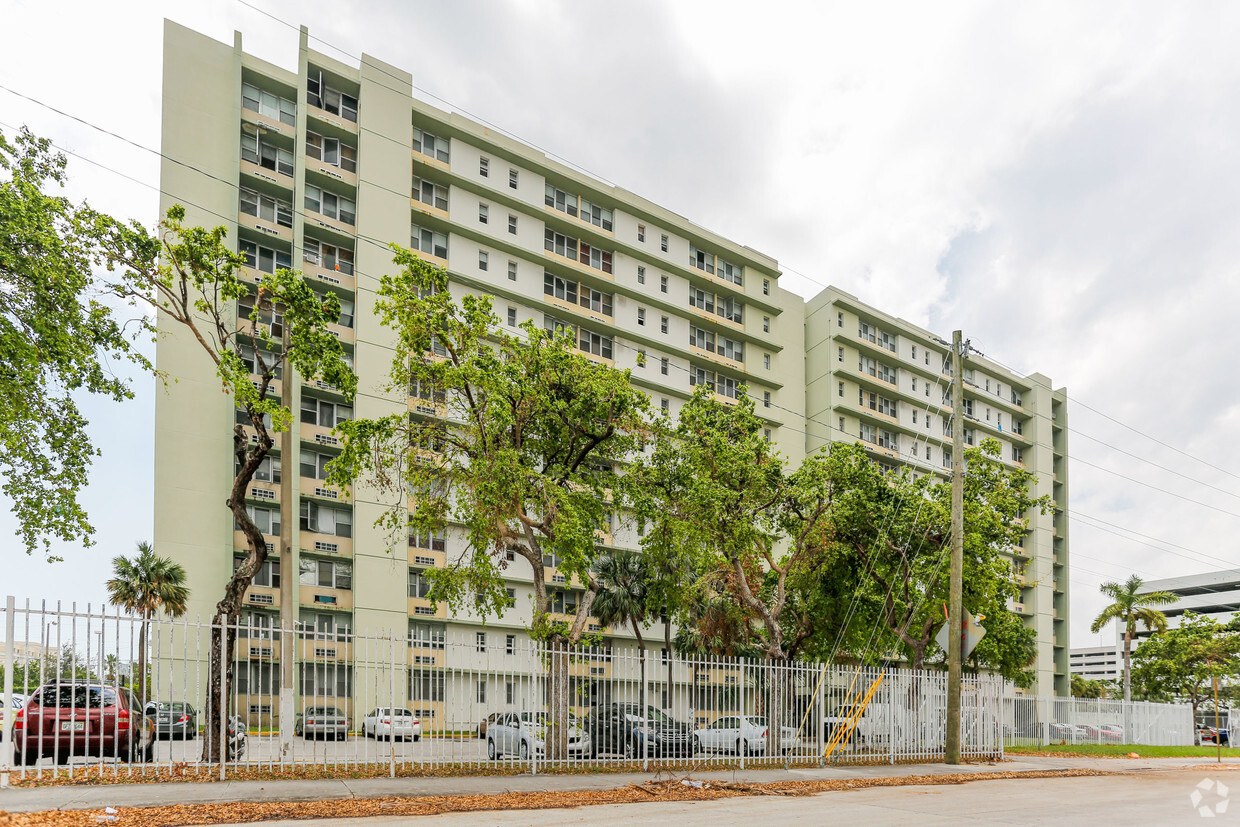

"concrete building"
[1069,645,1122,682]
[154,21,1070,721]
[1137,569,1240,638]
[804,288,1070,696]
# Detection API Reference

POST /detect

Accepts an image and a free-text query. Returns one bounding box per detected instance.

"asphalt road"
[208,770,1240,825]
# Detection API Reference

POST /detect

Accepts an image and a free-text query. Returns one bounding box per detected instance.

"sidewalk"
[4,756,1236,814]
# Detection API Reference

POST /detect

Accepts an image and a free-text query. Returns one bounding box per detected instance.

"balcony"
[244,586,280,608]
[246,480,280,505]
[233,530,278,553]
[238,211,293,243]
[409,547,446,568]
[543,293,613,328]
[542,248,614,282]
[306,157,358,190]
[301,259,356,291]
[408,597,446,618]
[410,196,450,224]
[241,106,296,140]
[326,322,356,345]
[301,531,353,557]
[411,148,450,174]
[306,101,357,135]
[301,477,350,504]
[687,303,743,332]
[689,344,744,373]
[304,210,355,243]
[300,585,353,610]
[301,422,342,450]
[712,392,739,407]
[240,159,293,190]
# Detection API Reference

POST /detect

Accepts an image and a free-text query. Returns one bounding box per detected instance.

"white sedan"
[487,712,589,760]
[361,707,422,741]
[694,715,799,755]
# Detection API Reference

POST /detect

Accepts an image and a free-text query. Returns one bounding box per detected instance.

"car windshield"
[621,705,673,723]
[520,712,549,723]
[308,707,340,715]
[36,685,118,708]
[152,702,193,712]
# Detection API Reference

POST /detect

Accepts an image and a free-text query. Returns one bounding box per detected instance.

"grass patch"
[1007,743,1238,758]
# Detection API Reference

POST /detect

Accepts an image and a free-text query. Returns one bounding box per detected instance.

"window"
[661,398,669,412]
[578,328,613,359]
[911,345,918,360]
[912,410,919,424]
[838,381,844,397]
[660,234,669,252]
[478,251,488,271]
[509,169,518,189]
[303,238,354,275]
[240,188,293,228]
[408,570,432,599]
[478,203,489,224]
[242,82,296,125]
[544,184,613,230]
[244,504,280,537]
[300,449,334,480]
[240,131,293,176]
[877,430,897,450]
[410,622,445,650]
[236,555,280,588]
[308,70,358,122]
[408,526,446,551]
[241,240,292,275]
[300,662,353,697]
[410,224,448,258]
[508,260,517,281]
[689,325,715,353]
[413,127,449,163]
[690,366,737,398]
[542,273,613,316]
[763,278,770,295]
[304,185,355,225]
[660,315,669,334]
[300,501,352,538]
[301,397,352,427]
[660,357,669,376]
[764,428,772,441]
[637,224,646,242]
[764,353,771,370]
[838,311,844,327]
[637,265,646,284]
[306,131,357,172]
[763,316,770,333]
[719,260,742,286]
[476,632,486,653]
[859,356,876,376]
[1013,418,1024,436]
[763,391,771,408]
[689,244,715,274]
[859,423,877,444]
[508,214,517,235]
[479,157,489,177]
[507,307,517,327]
[660,275,668,293]
[412,176,448,210]
[300,558,352,590]
[838,416,845,433]
[877,362,897,385]
[637,308,646,326]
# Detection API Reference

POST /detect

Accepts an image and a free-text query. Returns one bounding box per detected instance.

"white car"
[487,711,589,760]
[362,707,422,741]
[694,715,799,755]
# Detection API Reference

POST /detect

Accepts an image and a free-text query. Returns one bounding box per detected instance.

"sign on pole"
[937,608,987,662]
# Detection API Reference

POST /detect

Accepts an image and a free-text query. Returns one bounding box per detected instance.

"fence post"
[739,656,746,771]
[389,631,397,779]
[218,618,227,781]
[2,596,13,788]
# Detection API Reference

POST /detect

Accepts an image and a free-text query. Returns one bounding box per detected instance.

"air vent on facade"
[315,379,338,390]
[315,541,339,553]
[552,574,566,584]
[414,606,434,615]
[588,623,601,632]
[589,667,605,675]
[249,593,274,605]
[315,434,339,446]
[414,555,434,566]
[313,594,337,605]
[249,647,272,658]
[249,704,272,715]
[318,166,343,180]
[314,487,338,499]
[315,648,336,658]
[256,224,279,236]
[265,542,274,553]
[414,655,435,664]
[251,487,275,501]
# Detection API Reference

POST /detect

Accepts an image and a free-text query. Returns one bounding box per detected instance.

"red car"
[12,681,155,765]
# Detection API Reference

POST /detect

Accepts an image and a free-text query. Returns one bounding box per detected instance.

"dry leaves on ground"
[0,768,1113,827]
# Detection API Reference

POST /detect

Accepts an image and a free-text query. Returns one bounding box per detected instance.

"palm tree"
[592,550,652,730]
[106,541,190,706]
[1090,574,1178,702]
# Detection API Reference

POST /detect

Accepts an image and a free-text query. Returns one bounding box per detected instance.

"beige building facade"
[155,21,1068,718]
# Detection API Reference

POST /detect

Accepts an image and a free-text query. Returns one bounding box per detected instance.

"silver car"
[487,711,589,760]
[295,706,348,740]
[362,707,422,741]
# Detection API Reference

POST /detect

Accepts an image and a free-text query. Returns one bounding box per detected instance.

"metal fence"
[1002,691,1195,748]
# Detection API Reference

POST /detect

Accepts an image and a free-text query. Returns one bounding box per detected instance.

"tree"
[815,437,1047,686]
[635,387,834,752]
[1090,574,1178,703]
[1071,673,1105,699]
[0,127,153,561]
[101,206,356,761]
[105,541,189,705]
[331,248,652,759]
[592,549,651,720]
[1132,612,1240,744]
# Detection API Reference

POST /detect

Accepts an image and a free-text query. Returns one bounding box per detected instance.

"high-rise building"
[805,288,1070,695]
[155,22,1069,717]
[1137,570,1240,637]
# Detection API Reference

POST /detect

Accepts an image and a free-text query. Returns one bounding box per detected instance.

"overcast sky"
[4,0,1239,652]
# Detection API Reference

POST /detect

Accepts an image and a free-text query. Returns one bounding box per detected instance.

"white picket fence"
[0,596,1198,782]
[1003,692,1195,747]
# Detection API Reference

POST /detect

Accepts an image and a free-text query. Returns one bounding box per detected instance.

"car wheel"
[624,737,637,759]
[413,734,421,742]
[519,740,529,761]
[16,748,38,766]
[487,738,497,761]
[736,738,746,756]
[142,742,156,763]
[693,735,703,754]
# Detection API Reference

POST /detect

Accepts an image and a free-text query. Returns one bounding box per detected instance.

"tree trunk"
[634,624,647,765]
[137,613,149,709]
[1122,627,1133,703]
[766,655,789,757]
[546,638,570,762]
[664,612,672,712]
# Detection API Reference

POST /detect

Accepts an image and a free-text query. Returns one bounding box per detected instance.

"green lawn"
[1007,743,1237,758]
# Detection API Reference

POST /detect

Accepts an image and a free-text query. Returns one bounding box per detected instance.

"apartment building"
[1069,645,1123,682]
[154,22,1069,721]
[154,22,805,725]
[805,288,1070,696]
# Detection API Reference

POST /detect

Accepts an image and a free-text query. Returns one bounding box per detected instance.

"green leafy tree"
[0,127,153,561]
[1071,673,1105,698]
[1132,612,1240,744]
[105,540,189,705]
[330,248,652,759]
[100,206,356,761]
[816,437,1047,686]
[592,549,651,716]
[1090,574,1178,702]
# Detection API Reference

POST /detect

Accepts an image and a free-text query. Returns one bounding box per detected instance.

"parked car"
[1200,726,1230,745]
[695,715,799,755]
[478,711,504,739]
[1099,725,1124,743]
[486,711,589,760]
[144,701,198,739]
[0,694,26,740]
[294,706,348,740]
[362,708,421,741]
[11,681,155,764]
[584,703,694,759]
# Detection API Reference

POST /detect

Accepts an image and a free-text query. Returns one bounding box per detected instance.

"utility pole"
[278,317,296,761]
[946,330,966,765]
